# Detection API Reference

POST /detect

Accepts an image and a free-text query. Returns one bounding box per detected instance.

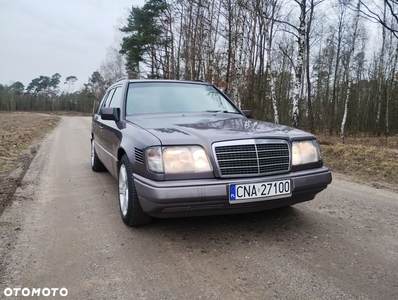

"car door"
[97,86,123,177]
[93,89,115,167]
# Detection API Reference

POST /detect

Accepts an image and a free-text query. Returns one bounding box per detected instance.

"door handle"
[100,125,104,130]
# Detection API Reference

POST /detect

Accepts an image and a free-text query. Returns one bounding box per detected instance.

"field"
[0,112,397,213]
[0,112,59,212]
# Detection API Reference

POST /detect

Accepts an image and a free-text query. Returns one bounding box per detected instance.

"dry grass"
[318,134,398,187]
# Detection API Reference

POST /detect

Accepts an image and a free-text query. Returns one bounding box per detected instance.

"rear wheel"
[91,139,106,172]
[119,154,152,226]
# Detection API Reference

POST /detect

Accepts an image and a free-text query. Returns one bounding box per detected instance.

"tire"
[91,139,106,172]
[118,154,152,226]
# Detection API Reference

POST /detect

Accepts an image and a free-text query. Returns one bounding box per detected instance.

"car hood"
[126,113,315,145]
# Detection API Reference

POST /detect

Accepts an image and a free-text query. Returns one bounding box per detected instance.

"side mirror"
[242,110,252,119]
[100,107,120,122]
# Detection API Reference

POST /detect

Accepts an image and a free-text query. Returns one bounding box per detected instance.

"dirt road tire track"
[0,117,397,299]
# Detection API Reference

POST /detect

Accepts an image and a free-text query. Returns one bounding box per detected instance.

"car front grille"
[213,139,290,177]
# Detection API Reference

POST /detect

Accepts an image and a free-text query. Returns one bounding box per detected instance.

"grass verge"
[319,135,398,188]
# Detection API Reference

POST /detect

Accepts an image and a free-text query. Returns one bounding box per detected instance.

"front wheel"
[118,154,152,226]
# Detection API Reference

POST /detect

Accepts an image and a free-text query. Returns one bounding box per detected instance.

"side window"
[102,89,116,108]
[96,91,110,114]
[107,86,122,107]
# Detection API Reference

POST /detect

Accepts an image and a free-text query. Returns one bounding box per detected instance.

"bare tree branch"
[345,0,398,39]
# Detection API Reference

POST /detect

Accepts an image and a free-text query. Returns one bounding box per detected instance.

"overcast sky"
[0,0,144,90]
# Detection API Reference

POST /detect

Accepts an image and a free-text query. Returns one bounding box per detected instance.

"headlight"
[292,140,321,165]
[146,146,212,174]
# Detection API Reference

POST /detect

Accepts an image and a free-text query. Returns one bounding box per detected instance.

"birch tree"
[330,3,346,135]
[265,0,280,124]
[292,0,306,128]
[375,2,388,135]
[340,0,361,143]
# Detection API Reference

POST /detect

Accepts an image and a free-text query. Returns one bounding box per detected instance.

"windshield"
[126,82,240,115]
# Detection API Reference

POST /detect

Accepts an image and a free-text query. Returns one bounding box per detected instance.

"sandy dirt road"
[1,116,397,299]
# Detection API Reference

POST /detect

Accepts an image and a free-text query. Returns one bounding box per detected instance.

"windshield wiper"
[204,110,240,114]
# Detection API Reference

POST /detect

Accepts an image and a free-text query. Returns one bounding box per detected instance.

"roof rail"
[194,79,205,82]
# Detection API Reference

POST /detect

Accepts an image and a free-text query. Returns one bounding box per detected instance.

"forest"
[1,0,397,141]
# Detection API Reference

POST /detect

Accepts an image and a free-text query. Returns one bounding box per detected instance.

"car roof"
[110,78,208,86]
[129,79,208,84]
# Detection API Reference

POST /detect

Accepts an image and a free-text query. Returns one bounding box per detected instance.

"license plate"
[229,180,291,204]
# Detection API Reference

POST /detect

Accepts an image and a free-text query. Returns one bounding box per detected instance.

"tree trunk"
[340,79,351,143]
[247,3,257,108]
[225,1,233,95]
[330,22,343,135]
[306,0,315,133]
[168,7,175,79]
[375,1,387,135]
[292,0,306,128]
[266,3,279,124]
[340,0,360,143]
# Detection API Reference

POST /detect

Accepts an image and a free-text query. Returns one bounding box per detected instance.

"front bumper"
[134,167,332,218]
